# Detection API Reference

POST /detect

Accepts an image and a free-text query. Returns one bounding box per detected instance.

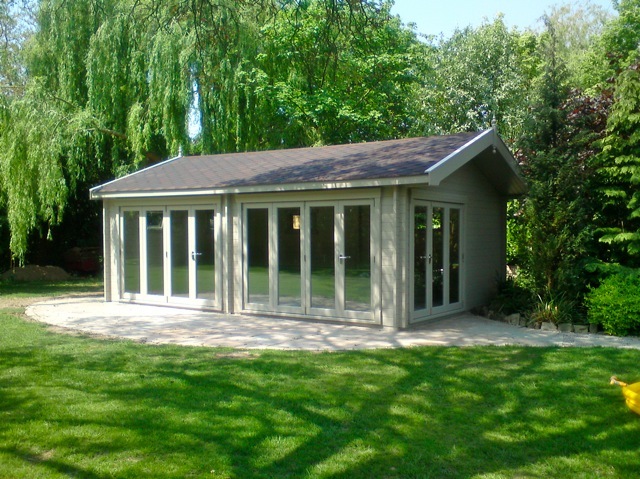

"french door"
[167,207,220,307]
[243,201,375,321]
[411,201,463,321]
[120,205,221,309]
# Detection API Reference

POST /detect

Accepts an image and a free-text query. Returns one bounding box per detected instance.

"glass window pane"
[195,209,216,300]
[247,208,269,304]
[278,207,301,307]
[449,208,461,304]
[146,211,164,295]
[413,206,427,310]
[344,205,371,311]
[123,211,140,294]
[310,206,335,309]
[170,210,189,297]
[432,207,444,308]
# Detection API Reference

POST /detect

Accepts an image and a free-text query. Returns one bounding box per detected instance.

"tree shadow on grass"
[322,347,640,478]
[1,325,640,478]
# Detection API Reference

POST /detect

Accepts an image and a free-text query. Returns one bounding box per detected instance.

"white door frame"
[118,202,222,310]
[242,198,379,322]
[410,199,465,323]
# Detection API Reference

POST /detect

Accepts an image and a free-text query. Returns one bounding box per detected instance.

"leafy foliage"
[586,269,640,335]
[417,18,538,141]
[516,51,612,303]
[0,0,426,261]
[596,61,640,260]
[529,292,576,325]
[488,277,536,316]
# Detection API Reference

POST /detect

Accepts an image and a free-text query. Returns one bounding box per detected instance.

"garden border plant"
[586,269,640,336]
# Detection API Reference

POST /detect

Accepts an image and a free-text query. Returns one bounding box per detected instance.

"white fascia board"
[425,129,494,186]
[90,175,432,200]
[89,154,183,199]
[494,136,525,183]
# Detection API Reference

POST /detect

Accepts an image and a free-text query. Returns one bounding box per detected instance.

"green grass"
[0,277,103,298]
[1,283,640,478]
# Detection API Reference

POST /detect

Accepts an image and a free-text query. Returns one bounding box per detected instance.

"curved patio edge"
[25,296,640,351]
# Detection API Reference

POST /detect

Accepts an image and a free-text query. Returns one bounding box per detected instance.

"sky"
[390,0,617,38]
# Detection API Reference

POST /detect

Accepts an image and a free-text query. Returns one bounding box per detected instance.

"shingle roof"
[91,131,483,196]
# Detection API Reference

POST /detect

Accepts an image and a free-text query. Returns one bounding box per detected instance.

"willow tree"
[0,0,424,262]
[1,0,253,260]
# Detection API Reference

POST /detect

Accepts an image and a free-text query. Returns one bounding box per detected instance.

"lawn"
[1,281,639,478]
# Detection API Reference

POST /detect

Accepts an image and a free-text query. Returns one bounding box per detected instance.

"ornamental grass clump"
[529,292,575,326]
[586,269,640,336]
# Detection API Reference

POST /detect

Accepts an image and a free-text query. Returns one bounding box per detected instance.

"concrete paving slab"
[25,296,640,351]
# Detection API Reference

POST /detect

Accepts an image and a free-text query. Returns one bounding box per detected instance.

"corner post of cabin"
[380,185,403,329]
[101,201,111,301]
[229,194,243,314]
[103,199,119,302]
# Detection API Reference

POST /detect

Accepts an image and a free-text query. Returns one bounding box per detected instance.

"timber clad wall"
[379,186,409,328]
[231,195,242,314]
[439,162,504,309]
[379,186,397,327]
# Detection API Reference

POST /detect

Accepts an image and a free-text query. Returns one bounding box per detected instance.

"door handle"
[338,254,351,261]
[191,251,203,260]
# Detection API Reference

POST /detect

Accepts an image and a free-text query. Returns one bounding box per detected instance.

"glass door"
[145,210,165,296]
[244,204,305,314]
[342,204,372,314]
[243,200,375,321]
[306,201,373,320]
[245,206,271,308]
[120,205,220,309]
[412,201,463,321]
[277,206,303,310]
[194,209,217,302]
[168,207,221,307]
[169,209,190,299]
[122,210,141,297]
[308,205,336,310]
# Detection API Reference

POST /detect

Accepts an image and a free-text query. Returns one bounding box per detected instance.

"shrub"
[586,270,640,336]
[489,277,535,315]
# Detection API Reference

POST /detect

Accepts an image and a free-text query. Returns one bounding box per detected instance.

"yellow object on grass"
[610,376,640,415]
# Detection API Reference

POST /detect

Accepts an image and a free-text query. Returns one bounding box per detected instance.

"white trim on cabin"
[90,175,433,199]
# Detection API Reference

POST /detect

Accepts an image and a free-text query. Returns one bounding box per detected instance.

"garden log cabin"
[90,127,525,328]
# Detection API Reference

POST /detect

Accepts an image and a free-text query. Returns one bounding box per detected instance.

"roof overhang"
[90,175,433,199]
[425,128,527,197]
[90,129,526,200]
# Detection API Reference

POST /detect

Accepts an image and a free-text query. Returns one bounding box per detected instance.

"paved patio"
[25,295,640,351]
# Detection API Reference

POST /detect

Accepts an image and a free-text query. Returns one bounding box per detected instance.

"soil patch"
[1,265,70,282]
[0,296,42,309]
